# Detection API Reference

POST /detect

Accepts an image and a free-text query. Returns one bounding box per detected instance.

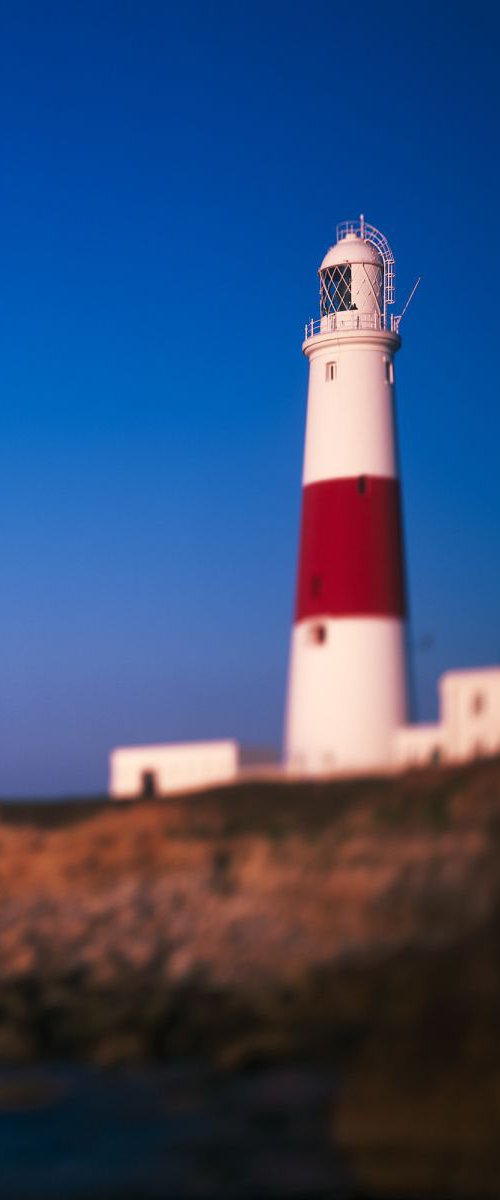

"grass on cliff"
[0,754,499,841]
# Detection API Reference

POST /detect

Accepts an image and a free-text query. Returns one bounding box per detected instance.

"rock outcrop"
[1,757,500,1196]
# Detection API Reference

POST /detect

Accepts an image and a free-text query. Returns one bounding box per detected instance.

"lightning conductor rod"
[395,276,421,332]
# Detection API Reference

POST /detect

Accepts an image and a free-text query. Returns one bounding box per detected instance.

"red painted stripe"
[295,476,406,621]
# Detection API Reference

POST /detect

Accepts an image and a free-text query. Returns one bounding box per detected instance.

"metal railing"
[303,312,400,340]
[336,217,396,311]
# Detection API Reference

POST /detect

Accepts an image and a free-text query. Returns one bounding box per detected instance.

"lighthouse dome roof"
[319,233,383,271]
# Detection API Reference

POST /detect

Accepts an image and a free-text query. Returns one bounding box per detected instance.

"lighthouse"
[285,217,409,775]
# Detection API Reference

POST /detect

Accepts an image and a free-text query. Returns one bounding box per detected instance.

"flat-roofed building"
[393,668,500,769]
[109,739,239,799]
[440,668,500,762]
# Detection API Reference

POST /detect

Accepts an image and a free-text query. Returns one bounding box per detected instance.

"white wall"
[109,740,239,799]
[440,669,500,762]
[394,668,500,769]
[392,723,445,768]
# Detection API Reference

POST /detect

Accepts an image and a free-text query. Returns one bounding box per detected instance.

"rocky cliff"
[1,758,500,1196]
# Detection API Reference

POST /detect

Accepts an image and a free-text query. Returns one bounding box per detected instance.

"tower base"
[285,617,408,775]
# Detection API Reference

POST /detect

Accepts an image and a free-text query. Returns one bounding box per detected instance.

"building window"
[325,361,337,382]
[357,475,367,495]
[471,693,485,716]
[309,623,327,645]
[310,574,323,597]
[385,359,394,384]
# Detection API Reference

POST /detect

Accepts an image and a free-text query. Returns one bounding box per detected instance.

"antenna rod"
[398,276,421,324]
[360,212,365,239]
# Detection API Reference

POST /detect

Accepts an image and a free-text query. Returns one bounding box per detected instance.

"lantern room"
[317,216,396,333]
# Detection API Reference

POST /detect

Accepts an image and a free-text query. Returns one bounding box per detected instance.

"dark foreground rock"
[1,758,500,1196]
[0,1061,348,1199]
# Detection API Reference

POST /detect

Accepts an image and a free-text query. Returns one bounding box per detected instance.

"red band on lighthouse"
[295,475,406,621]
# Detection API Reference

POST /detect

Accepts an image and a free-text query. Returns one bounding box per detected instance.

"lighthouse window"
[357,476,367,495]
[385,360,394,384]
[326,361,337,382]
[471,692,485,716]
[309,623,327,645]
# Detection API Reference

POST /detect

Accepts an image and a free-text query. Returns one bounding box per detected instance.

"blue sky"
[0,0,498,794]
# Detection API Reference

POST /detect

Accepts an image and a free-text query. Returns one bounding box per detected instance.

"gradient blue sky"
[0,1,498,795]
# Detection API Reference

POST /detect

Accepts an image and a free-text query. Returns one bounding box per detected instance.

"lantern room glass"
[320,264,352,315]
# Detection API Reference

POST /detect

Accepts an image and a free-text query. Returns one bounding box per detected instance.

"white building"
[393,668,500,768]
[109,740,239,799]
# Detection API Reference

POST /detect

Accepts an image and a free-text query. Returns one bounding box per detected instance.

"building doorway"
[141,770,158,799]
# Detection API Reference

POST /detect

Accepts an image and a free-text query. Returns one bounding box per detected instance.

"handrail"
[336,217,396,315]
[303,312,399,340]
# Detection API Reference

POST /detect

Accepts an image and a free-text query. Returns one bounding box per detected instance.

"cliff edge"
[1,758,500,1196]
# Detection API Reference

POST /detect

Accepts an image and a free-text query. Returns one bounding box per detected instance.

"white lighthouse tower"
[285,217,409,776]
